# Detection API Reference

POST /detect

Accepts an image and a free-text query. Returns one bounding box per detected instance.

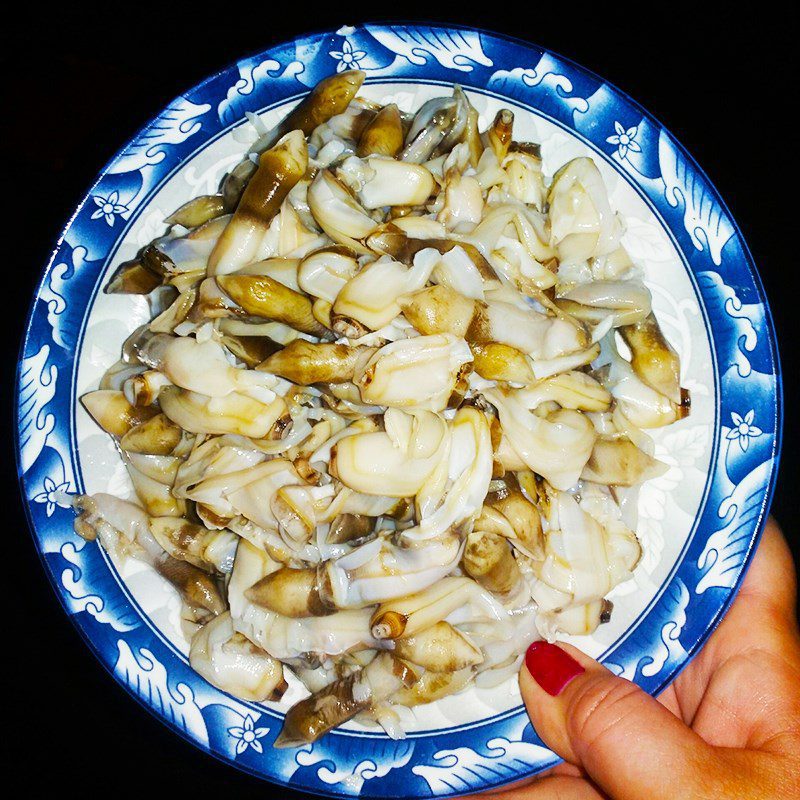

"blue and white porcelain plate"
[16,24,781,798]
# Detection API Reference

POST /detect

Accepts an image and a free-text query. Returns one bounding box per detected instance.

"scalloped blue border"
[16,23,781,798]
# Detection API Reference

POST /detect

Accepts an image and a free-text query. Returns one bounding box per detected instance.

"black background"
[4,5,796,798]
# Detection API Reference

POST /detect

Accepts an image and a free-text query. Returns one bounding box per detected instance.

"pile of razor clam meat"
[74,70,690,747]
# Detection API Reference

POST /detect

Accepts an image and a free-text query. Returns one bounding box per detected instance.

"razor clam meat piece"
[237,605,378,663]
[223,459,306,531]
[105,258,162,295]
[221,70,364,208]
[235,256,302,290]
[484,387,597,491]
[537,599,612,638]
[470,342,535,383]
[401,94,465,163]
[529,342,601,381]
[227,536,377,659]
[487,109,514,161]
[219,330,282,368]
[501,148,545,209]
[298,247,359,303]
[437,170,484,232]
[124,369,171,406]
[124,454,185,518]
[149,517,238,573]
[598,334,688,428]
[493,433,528,472]
[138,333,281,402]
[271,198,326,259]
[469,203,555,264]
[216,273,329,337]
[209,130,308,275]
[358,157,435,209]
[73,494,225,618]
[556,279,652,327]
[331,409,449,497]
[475,474,544,560]
[275,653,418,747]
[173,437,267,502]
[138,215,231,280]
[533,491,641,615]
[326,512,374,544]
[190,611,287,702]
[249,71,365,161]
[165,194,227,228]
[490,237,557,293]
[393,621,483,672]
[258,340,369,385]
[81,389,158,437]
[271,483,336,543]
[514,371,612,413]
[405,405,493,534]
[462,103,483,169]
[392,667,475,707]
[322,529,464,608]
[581,437,668,486]
[619,312,682,403]
[462,530,523,596]
[325,407,492,607]
[319,381,386,418]
[331,254,435,337]
[246,564,334,617]
[353,334,473,412]
[306,169,379,254]
[427,244,486,300]
[367,226,496,280]
[158,386,288,438]
[227,537,281,618]
[399,284,584,360]
[149,288,198,334]
[335,490,411,520]
[370,576,507,640]
[356,103,404,157]
[119,413,183,455]
[547,157,623,263]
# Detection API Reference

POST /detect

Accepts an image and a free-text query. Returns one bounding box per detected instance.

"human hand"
[480,518,800,799]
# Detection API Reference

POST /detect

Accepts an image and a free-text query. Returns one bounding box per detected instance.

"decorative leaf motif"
[697,271,759,378]
[108,97,211,175]
[38,245,97,351]
[216,58,303,126]
[114,640,209,746]
[366,25,492,72]
[413,736,553,794]
[294,739,415,793]
[487,56,590,120]
[622,216,673,262]
[640,579,689,677]
[18,345,57,472]
[60,541,141,631]
[697,460,771,593]
[661,426,709,467]
[658,131,734,265]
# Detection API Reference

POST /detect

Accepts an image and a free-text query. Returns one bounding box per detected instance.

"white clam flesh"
[77,77,689,745]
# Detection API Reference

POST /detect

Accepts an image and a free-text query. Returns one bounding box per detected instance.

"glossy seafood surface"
[77,73,689,747]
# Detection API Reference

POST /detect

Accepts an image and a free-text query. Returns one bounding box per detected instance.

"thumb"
[520,641,713,800]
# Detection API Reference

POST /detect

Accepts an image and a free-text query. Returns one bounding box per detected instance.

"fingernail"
[525,641,585,696]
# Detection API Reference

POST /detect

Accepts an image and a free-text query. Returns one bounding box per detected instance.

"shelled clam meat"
[74,71,689,747]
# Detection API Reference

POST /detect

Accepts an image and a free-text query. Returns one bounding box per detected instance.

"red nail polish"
[525,641,585,696]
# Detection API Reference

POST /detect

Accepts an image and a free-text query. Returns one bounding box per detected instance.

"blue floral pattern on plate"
[15,24,781,798]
